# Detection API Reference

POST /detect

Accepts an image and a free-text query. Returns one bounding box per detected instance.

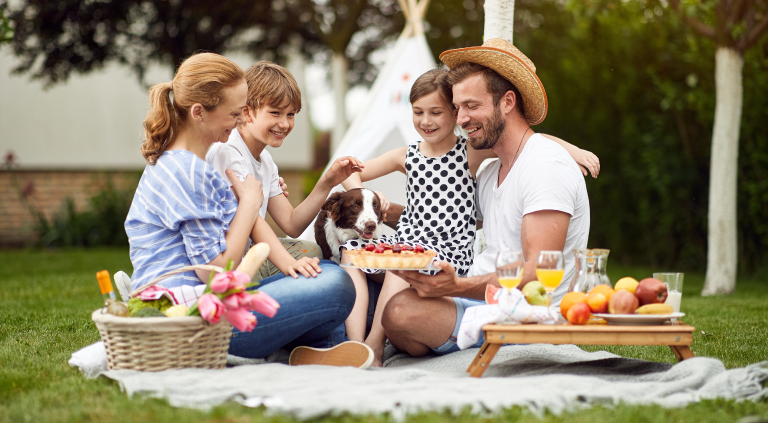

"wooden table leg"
[675,345,695,360]
[467,342,501,378]
[669,345,682,361]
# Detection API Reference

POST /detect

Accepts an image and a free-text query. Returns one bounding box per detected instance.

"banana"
[237,242,271,279]
[635,303,674,315]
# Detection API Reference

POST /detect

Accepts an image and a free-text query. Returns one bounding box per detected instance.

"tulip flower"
[197,294,225,324]
[222,292,250,309]
[210,270,251,294]
[243,292,280,318]
[224,307,257,332]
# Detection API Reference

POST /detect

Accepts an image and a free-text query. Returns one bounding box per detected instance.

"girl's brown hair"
[141,52,245,165]
[244,61,302,112]
[409,68,454,110]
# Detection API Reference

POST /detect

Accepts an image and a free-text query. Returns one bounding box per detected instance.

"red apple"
[635,278,668,306]
[608,290,639,314]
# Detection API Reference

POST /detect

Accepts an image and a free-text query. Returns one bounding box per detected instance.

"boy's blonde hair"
[244,61,302,112]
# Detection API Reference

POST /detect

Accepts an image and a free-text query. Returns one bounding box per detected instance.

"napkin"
[457,288,560,349]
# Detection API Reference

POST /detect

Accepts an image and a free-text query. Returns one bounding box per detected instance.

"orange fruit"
[560,291,588,317]
[589,284,615,302]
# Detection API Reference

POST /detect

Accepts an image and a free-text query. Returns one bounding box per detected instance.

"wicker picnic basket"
[92,264,233,372]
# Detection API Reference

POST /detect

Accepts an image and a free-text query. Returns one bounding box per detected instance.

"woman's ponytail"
[141,82,176,165]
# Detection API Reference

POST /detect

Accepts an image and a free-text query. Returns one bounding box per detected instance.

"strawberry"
[374,246,386,253]
[392,244,402,253]
[414,245,425,253]
[364,243,375,252]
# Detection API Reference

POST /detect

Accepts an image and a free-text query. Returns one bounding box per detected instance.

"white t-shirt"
[469,134,590,305]
[206,129,283,219]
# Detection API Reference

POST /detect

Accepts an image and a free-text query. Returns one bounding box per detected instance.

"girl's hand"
[321,156,364,188]
[373,191,390,219]
[279,176,289,197]
[573,149,600,178]
[228,170,263,209]
[286,257,322,279]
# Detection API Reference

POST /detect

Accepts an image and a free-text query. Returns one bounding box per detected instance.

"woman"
[125,53,370,366]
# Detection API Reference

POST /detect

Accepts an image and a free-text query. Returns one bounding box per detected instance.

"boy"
[207,61,364,280]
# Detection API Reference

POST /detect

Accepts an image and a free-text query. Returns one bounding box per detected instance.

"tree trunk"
[483,0,515,43]
[702,46,743,296]
[331,52,349,153]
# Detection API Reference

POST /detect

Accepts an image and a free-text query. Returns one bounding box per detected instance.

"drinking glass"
[654,272,684,313]
[535,250,564,308]
[496,250,524,291]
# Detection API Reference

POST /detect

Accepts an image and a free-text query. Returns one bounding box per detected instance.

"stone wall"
[0,169,306,247]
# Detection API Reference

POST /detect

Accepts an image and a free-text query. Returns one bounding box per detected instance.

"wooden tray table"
[467,320,696,377]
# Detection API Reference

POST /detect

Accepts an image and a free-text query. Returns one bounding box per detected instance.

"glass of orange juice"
[535,250,564,309]
[496,250,524,291]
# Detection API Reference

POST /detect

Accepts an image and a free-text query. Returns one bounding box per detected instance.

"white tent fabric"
[299,31,437,241]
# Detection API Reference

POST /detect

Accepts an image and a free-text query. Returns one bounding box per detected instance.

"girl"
[125,53,368,365]
[339,68,600,366]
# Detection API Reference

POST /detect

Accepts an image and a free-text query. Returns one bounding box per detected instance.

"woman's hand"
[573,149,600,178]
[286,257,322,279]
[279,176,289,197]
[373,191,390,219]
[319,156,364,189]
[228,170,264,209]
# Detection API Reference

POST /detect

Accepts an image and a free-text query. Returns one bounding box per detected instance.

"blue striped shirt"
[125,150,238,290]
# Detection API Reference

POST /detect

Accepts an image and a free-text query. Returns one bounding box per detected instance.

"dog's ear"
[372,192,384,222]
[322,192,344,220]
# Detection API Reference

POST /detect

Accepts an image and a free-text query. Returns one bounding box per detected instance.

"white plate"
[340,262,438,271]
[592,312,685,326]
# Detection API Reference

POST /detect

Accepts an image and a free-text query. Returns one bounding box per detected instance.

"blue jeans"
[228,260,356,359]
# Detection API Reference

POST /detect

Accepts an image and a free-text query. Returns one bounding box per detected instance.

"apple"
[608,290,639,314]
[566,302,591,325]
[635,278,668,306]
[522,281,547,306]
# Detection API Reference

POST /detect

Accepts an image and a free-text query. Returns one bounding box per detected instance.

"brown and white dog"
[314,188,384,262]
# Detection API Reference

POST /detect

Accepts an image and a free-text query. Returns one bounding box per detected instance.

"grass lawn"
[1,248,767,423]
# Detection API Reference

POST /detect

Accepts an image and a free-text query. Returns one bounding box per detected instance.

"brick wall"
[0,169,307,247]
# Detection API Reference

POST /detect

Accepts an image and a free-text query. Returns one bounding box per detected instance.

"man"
[384,38,591,357]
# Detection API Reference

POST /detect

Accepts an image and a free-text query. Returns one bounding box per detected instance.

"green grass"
[1,249,767,423]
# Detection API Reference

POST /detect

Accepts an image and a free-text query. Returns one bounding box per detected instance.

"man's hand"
[319,156,364,189]
[392,261,462,298]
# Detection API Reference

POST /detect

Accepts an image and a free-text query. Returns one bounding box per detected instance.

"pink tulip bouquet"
[186,260,280,332]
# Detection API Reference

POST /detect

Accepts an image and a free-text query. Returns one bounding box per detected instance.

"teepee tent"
[300,0,436,240]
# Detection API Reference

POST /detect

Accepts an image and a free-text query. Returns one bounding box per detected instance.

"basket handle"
[130,264,224,298]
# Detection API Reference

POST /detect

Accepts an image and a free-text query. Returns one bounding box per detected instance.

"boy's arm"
[268,156,364,237]
[539,133,600,178]
[250,216,321,278]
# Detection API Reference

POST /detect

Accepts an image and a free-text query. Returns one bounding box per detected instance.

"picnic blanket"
[70,342,768,419]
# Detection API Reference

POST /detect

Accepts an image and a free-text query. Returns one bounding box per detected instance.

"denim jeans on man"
[228,260,355,359]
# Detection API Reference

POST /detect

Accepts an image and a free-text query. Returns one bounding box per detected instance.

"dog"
[314,188,384,262]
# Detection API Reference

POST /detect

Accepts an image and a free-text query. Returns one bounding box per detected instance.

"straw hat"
[440,38,548,125]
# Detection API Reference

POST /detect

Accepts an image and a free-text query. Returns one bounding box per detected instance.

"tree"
[669,0,768,295]
[0,6,12,44]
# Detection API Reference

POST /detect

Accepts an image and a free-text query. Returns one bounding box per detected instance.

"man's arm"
[392,262,497,301]
[519,209,571,288]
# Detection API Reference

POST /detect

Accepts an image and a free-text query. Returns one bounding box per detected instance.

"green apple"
[522,281,547,306]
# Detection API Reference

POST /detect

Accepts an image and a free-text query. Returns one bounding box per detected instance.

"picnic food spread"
[345,242,438,269]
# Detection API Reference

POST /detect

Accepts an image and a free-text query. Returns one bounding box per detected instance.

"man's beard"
[466,105,506,150]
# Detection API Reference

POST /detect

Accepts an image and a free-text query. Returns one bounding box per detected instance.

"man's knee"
[381,288,423,333]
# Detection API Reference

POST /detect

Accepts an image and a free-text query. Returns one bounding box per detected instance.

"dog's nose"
[364,221,377,233]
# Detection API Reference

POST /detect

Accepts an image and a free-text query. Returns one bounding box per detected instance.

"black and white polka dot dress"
[342,137,476,276]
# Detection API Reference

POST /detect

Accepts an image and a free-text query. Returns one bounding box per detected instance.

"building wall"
[0,169,306,247]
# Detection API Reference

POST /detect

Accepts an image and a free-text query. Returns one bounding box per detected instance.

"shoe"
[289,341,374,369]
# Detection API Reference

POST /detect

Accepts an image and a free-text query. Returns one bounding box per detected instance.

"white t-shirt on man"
[469,134,590,305]
[206,129,283,219]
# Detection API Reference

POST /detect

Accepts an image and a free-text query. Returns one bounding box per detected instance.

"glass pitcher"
[568,249,605,294]
[591,248,612,287]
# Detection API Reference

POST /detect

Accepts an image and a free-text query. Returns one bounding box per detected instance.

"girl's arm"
[267,156,365,237]
[341,147,408,190]
[539,134,600,178]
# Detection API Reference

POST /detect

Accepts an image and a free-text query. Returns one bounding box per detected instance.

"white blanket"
[70,343,768,419]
